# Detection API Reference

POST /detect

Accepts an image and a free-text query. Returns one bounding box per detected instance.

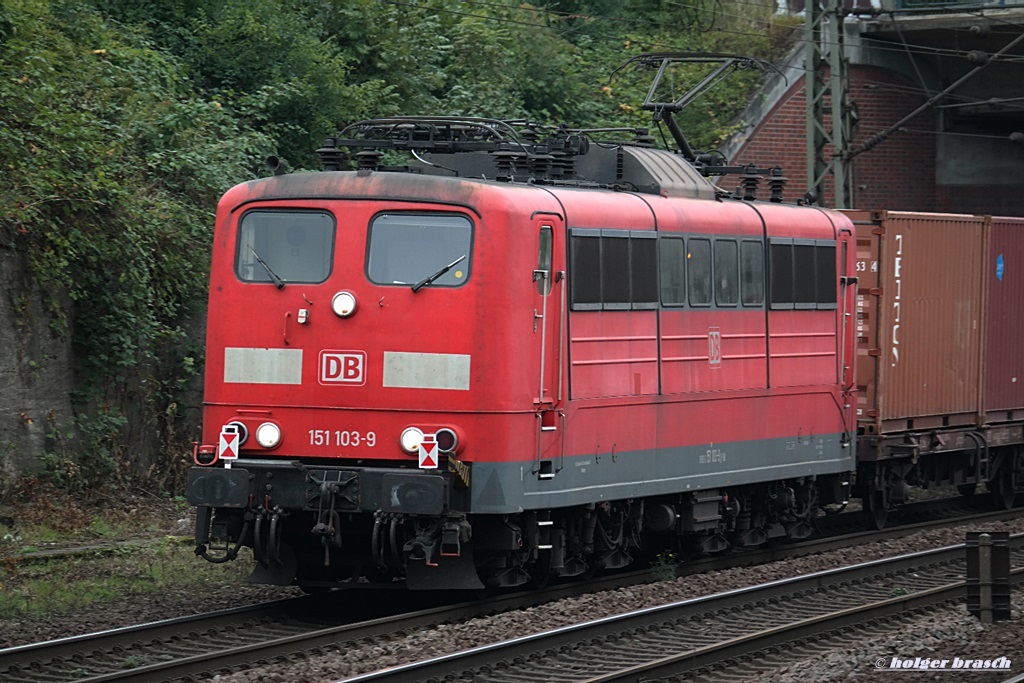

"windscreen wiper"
[249,246,285,289]
[412,255,466,293]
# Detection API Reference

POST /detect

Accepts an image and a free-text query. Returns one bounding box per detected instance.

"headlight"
[225,421,248,445]
[399,427,424,454]
[331,291,357,317]
[435,427,459,453]
[255,422,282,448]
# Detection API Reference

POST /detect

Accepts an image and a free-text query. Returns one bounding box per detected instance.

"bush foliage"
[0,0,796,490]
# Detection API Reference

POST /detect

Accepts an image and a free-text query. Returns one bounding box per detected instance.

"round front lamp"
[331,291,357,317]
[400,427,425,454]
[255,422,282,449]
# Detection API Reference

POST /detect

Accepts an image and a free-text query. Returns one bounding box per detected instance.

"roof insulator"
[742,164,760,201]
[768,166,787,203]
[491,143,522,181]
[633,128,656,147]
[356,149,382,171]
[967,50,989,65]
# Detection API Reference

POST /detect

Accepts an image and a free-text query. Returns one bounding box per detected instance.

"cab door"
[532,214,565,478]
[838,228,857,392]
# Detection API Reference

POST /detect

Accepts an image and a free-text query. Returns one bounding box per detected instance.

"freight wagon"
[848,210,1024,527]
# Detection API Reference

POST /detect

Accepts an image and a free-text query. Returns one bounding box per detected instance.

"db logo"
[319,350,367,385]
[708,327,722,367]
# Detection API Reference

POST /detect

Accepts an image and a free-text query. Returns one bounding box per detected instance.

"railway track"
[348,534,1024,683]
[1,503,1019,682]
[0,571,659,683]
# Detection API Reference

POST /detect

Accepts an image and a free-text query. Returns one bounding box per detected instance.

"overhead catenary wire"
[848,28,1024,159]
[900,126,1024,140]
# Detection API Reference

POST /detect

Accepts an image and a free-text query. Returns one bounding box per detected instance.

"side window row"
[660,236,765,308]
[768,238,837,309]
[570,229,658,310]
[569,230,836,311]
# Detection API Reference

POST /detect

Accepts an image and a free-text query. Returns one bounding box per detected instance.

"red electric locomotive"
[186,116,858,590]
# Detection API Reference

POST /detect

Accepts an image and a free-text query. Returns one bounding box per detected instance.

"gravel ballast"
[3,517,1024,682]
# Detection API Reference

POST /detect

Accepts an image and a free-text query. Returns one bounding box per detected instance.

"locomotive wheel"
[530,564,551,589]
[365,567,400,584]
[957,483,977,497]
[528,552,552,589]
[863,491,887,530]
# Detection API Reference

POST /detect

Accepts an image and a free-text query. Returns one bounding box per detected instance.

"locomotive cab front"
[187,171,559,589]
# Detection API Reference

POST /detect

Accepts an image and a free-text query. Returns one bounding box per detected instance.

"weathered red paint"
[203,171,856,468]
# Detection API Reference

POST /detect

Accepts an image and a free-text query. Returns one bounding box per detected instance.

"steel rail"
[0,571,656,683]
[581,566,1024,683]
[342,535,1024,683]
[2,505,1020,682]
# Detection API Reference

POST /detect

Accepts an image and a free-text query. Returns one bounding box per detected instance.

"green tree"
[0,0,801,493]
[0,0,271,487]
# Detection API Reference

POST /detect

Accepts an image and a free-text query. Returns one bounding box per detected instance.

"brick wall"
[727,65,1024,216]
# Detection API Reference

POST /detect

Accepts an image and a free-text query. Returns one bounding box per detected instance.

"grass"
[0,480,252,619]
[0,539,251,618]
[650,550,680,581]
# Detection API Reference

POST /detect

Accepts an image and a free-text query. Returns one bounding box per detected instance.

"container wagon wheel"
[863,490,887,530]
[991,466,1016,511]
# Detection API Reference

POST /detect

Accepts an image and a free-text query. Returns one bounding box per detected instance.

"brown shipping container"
[845,210,986,434]
[985,216,1024,420]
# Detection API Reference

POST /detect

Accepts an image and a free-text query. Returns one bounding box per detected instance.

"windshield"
[366,213,473,287]
[236,210,335,284]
